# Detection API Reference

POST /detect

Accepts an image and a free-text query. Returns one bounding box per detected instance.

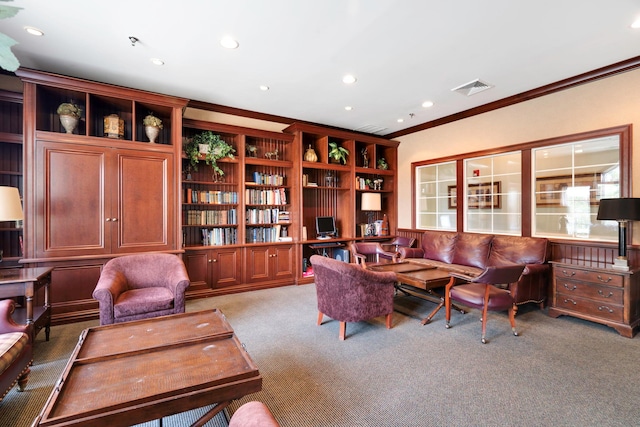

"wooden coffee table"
[369,262,462,325]
[32,310,262,427]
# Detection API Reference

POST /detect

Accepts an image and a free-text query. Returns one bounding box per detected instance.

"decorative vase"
[104,114,124,139]
[304,145,318,162]
[199,144,209,154]
[59,114,79,134]
[145,125,160,143]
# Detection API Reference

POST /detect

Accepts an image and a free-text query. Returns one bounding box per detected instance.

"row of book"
[246,208,291,225]
[185,209,238,225]
[249,171,286,186]
[245,188,287,205]
[184,189,238,205]
[246,225,289,243]
[201,228,237,246]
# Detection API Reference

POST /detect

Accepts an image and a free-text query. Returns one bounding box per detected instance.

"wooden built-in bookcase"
[4,69,399,323]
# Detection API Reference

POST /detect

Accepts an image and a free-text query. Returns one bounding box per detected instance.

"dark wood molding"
[387,55,640,139]
[187,99,297,125]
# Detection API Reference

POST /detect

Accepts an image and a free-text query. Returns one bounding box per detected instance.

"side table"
[0,267,53,340]
[548,261,640,338]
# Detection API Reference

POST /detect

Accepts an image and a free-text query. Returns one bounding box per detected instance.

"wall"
[396,68,640,237]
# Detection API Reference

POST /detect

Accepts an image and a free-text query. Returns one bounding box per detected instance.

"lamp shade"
[361,192,381,211]
[0,186,24,221]
[597,198,640,221]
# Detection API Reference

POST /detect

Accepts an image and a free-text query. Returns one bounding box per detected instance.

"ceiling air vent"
[356,124,388,135]
[451,79,493,96]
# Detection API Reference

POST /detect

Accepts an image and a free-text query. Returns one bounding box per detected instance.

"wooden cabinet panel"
[37,141,109,257]
[214,248,241,287]
[245,245,293,284]
[35,141,174,257]
[246,246,270,283]
[273,244,294,280]
[116,150,174,252]
[184,248,242,294]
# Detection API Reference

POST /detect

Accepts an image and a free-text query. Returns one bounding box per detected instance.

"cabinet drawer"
[555,294,624,322]
[554,268,623,287]
[555,280,623,303]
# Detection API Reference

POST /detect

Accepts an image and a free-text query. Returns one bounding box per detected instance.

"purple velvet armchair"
[311,255,397,340]
[93,253,190,325]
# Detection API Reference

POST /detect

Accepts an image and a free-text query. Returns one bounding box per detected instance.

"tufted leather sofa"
[399,231,550,307]
[0,299,33,402]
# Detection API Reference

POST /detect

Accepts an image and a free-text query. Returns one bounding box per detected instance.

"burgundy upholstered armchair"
[311,255,397,340]
[348,242,397,268]
[93,253,190,325]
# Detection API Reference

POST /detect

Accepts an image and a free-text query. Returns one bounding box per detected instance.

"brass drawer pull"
[563,283,577,291]
[563,298,577,305]
[597,290,613,298]
[596,275,612,283]
[598,306,614,313]
[561,270,576,278]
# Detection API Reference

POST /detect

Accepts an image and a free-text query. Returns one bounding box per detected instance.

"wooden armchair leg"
[339,322,346,340]
[317,311,324,325]
[17,367,31,392]
[509,304,518,336]
[385,313,393,329]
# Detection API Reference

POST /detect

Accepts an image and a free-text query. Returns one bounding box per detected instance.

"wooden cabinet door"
[211,247,242,288]
[183,250,209,293]
[272,244,294,281]
[36,141,110,258]
[113,149,174,253]
[245,246,270,283]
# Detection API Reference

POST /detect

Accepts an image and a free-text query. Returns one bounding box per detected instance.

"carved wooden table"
[32,309,262,427]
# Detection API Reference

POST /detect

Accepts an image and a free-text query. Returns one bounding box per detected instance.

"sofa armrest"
[92,267,128,324]
[163,262,191,313]
[0,299,33,337]
[398,247,425,259]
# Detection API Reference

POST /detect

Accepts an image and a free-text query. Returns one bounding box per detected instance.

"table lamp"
[361,192,381,236]
[596,198,640,271]
[0,186,24,264]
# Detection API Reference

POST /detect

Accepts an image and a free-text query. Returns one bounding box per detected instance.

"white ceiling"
[3,0,640,136]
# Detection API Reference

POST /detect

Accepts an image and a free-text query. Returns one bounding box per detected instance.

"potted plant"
[143,113,163,143]
[328,141,349,165]
[184,131,235,176]
[377,157,388,170]
[57,102,82,134]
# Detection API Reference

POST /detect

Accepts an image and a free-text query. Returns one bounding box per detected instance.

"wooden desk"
[32,309,262,427]
[0,267,52,340]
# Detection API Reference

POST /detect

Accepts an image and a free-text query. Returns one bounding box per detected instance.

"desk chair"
[444,265,525,343]
[382,236,416,253]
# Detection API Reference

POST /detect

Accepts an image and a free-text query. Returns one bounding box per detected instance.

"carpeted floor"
[3,283,640,426]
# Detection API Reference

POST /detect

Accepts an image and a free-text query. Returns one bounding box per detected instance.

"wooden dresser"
[548,261,640,337]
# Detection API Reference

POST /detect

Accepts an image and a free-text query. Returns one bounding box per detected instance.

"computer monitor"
[315,216,336,239]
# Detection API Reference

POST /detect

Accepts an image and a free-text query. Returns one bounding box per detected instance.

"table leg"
[191,401,231,427]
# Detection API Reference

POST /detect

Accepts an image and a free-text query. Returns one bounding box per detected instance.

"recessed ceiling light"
[397,118,404,123]
[150,58,164,66]
[220,36,239,49]
[344,106,353,111]
[422,100,434,108]
[342,74,357,84]
[631,18,640,29]
[24,26,44,36]
[259,85,269,91]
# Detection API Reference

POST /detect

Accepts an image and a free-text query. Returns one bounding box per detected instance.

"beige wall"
[396,68,640,231]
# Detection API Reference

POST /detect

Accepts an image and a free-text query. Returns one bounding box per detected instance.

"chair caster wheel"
[481,337,487,344]
[445,323,451,329]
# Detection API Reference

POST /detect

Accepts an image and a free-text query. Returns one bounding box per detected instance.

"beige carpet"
[3,283,640,426]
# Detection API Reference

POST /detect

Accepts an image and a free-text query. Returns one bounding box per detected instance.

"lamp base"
[610,258,630,271]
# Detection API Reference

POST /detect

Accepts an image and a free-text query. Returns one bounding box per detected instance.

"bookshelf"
[0,91,23,269]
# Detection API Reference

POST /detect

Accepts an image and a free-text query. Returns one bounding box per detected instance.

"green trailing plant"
[143,113,163,128]
[56,102,82,118]
[377,157,388,170]
[0,1,22,72]
[328,141,349,164]
[184,131,235,176]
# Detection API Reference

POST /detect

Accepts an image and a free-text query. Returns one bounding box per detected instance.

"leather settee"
[399,230,550,307]
[0,299,33,402]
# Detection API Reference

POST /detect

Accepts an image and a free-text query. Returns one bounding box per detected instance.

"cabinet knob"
[112,218,118,222]
[106,218,111,222]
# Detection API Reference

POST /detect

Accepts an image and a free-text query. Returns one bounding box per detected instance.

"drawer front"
[555,294,624,322]
[554,268,624,287]
[555,279,624,303]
